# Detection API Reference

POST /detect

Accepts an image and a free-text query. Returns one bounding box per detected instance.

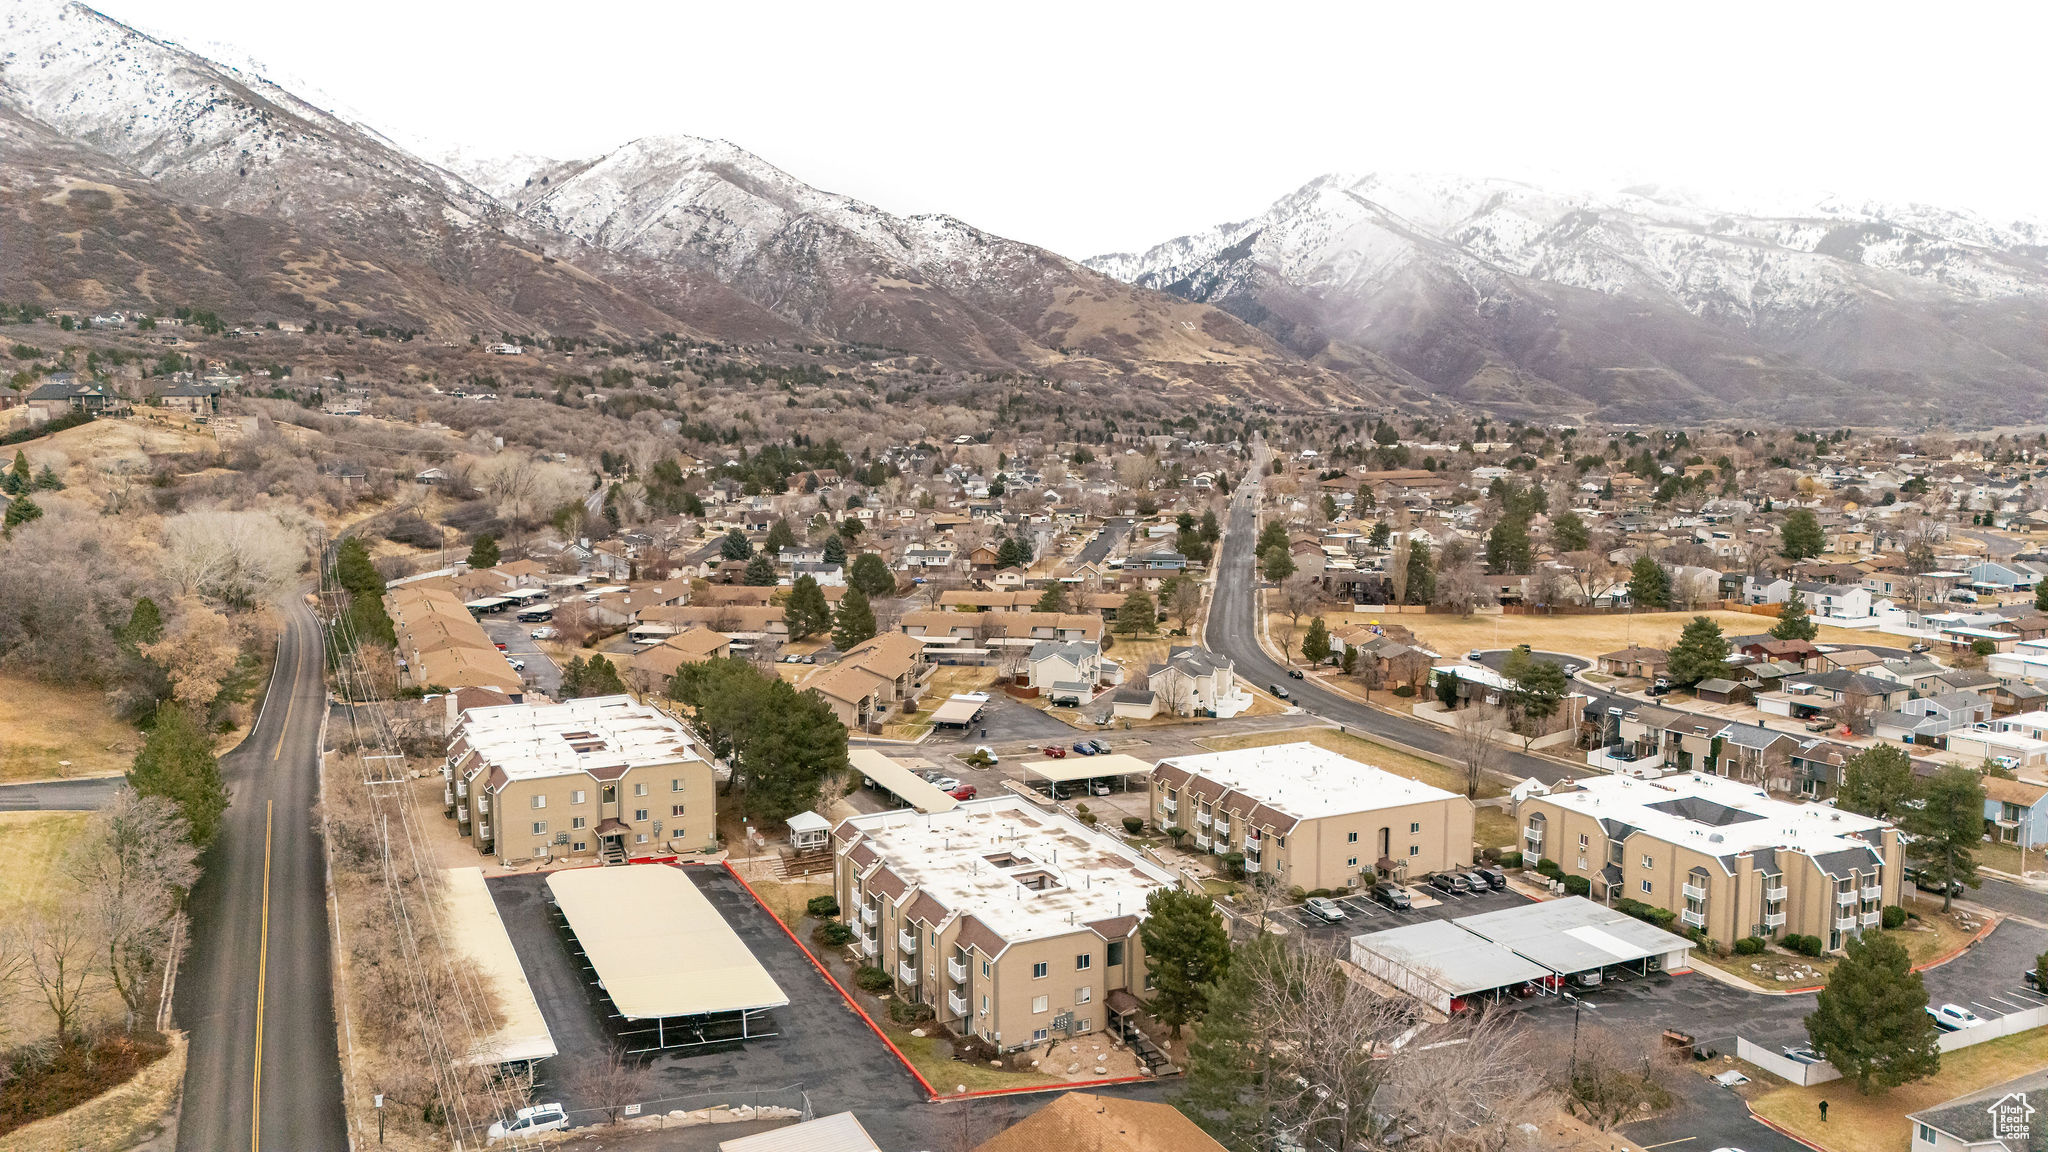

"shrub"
[887,999,935,1025]
[1076,809,1099,827]
[853,966,893,993]
[806,894,841,919]
[1535,858,1563,879]
[1391,685,1415,697]
[1287,886,1308,902]
[1166,826,1188,845]
[1882,905,1907,930]
[1308,888,1334,899]
[1734,936,1766,955]
[817,921,854,947]
[1496,850,1523,869]
[1562,874,1591,897]
[1221,852,1246,880]
[1122,816,1144,834]
[1787,934,1825,958]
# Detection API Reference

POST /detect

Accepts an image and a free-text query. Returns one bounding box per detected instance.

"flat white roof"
[846,795,1176,947]
[1453,896,1692,975]
[547,864,788,1020]
[928,694,989,725]
[454,696,703,784]
[1538,772,1889,859]
[1021,753,1156,784]
[1158,742,1459,819]
[849,748,958,813]
[443,868,557,1065]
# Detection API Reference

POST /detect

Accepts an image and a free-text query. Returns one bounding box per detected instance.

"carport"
[547,864,790,1051]
[1019,753,1156,796]
[1351,919,1551,1015]
[443,866,557,1071]
[1453,896,1692,983]
[848,748,960,813]
[927,693,989,728]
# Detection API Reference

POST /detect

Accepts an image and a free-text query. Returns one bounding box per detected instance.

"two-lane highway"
[1205,463,1577,788]
[175,598,347,1151]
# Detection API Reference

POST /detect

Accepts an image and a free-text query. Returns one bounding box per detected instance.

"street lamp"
[373,1093,385,1144]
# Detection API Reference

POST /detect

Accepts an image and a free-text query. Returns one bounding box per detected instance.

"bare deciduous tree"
[1167,576,1206,636]
[566,1044,653,1126]
[1455,704,1507,799]
[23,911,101,1040]
[63,789,199,1031]
[162,508,308,610]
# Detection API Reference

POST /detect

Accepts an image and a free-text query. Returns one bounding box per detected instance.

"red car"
[949,785,978,801]
[1042,745,1067,758]
[494,642,508,651]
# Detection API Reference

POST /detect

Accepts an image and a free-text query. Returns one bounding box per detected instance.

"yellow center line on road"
[253,799,273,1152]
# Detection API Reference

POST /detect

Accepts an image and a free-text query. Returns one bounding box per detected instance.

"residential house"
[627,630,733,696]
[1598,646,1670,679]
[1025,641,1104,706]
[1144,647,1242,718]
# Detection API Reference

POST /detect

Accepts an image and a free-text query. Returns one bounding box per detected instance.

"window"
[1106,941,1125,966]
[980,995,989,1014]
[601,784,617,804]
[1640,880,1653,894]
[671,804,686,817]
[1143,972,1155,991]
[1033,962,1049,978]
[531,821,547,835]
[530,794,547,809]
[634,782,648,796]
[1408,844,1420,857]
[1074,1018,1090,1032]
[1918,1124,1936,1144]
[1347,831,1359,843]
[1578,833,1589,849]
[634,808,649,822]
[1410,821,1421,834]
[1032,995,1049,1013]
[1033,1028,1049,1043]
[635,833,648,844]
[671,778,685,792]
[572,841,586,852]
[1348,857,1358,868]
[1076,953,1092,971]
[1642,854,1654,869]
[1076,986,1092,1004]
[982,960,991,977]
[572,790,587,804]
[571,816,587,830]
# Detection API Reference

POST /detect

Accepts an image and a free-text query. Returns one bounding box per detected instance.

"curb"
[1914,913,2000,974]
[1745,1101,1831,1152]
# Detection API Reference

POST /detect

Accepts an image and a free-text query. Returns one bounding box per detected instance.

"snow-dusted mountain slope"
[1091,173,2048,423]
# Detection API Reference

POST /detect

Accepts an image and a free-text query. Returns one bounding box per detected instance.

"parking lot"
[1260,880,1533,938]
[480,614,563,697]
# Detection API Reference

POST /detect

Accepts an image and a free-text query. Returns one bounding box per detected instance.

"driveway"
[1259,883,1531,941]
[0,775,125,810]
[481,615,563,696]
[489,865,932,1144]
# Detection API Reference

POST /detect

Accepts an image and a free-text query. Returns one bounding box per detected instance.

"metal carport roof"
[547,864,789,1020]
[444,867,557,1066]
[848,748,959,813]
[1351,919,1550,1001]
[1452,896,1693,975]
[1019,753,1157,785]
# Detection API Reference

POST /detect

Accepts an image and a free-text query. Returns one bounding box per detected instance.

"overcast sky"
[107,1,2046,258]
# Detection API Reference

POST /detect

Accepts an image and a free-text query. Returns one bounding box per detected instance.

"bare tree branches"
[1455,705,1507,799]
[565,1044,653,1125]
[63,789,199,1032]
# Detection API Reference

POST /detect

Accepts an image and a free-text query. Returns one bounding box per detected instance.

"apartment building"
[1150,743,1474,891]
[1515,772,1902,952]
[387,584,524,695]
[445,695,716,866]
[832,796,1177,1052]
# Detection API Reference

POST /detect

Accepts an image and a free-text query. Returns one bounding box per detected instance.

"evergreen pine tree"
[1115,588,1155,636]
[127,705,229,847]
[832,586,877,649]
[466,533,500,569]
[720,528,753,561]
[1838,745,1915,821]
[785,575,832,642]
[847,552,896,597]
[1666,615,1731,684]
[4,493,42,532]
[822,535,847,566]
[1034,584,1068,613]
[1904,766,1986,912]
[1780,508,1826,560]
[1770,595,1818,641]
[1627,556,1670,609]
[1137,888,1231,1039]
[1804,932,1940,1094]
[1300,617,1331,665]
[743,553,776,586]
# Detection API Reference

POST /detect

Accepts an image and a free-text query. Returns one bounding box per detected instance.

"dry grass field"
[0,811,124,1043]
[1749,1027,2048,1152]
[0,674,141,783]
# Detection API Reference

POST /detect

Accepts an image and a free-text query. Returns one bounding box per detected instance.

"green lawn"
[880,1023,1058,1095]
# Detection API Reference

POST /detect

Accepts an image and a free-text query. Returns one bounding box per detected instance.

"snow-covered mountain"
[1091,174,2048,423]
[459,135,1363,403]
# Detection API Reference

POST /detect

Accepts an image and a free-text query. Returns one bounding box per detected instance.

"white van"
[488,1103,567,1142]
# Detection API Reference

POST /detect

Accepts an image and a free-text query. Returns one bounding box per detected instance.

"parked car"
[930,777,962,792]
[1563,664,1581,675]
[1430,872,1471,894]
[1953,590,1979,603]
[1463,870,1492,892]
[1304,897,1347,923]
[1042,745,1067,758]
[948,784,978,801]
[1271,684,1291,699]
[1072,741,1098,756]
[1780,1045,1822,1065]
[802,654,816,664]
[1805,718,1837,732]
[1929,1003,1984,1031]
[508,658,526,672]
[493,641,509,651]
[1910,642,1932,653]
[1089,780,1112,796]
[1370,882,1412,910]
[489,1104,567,1142]
[2025,968,2041,990]
[1466,650,1484,662]
[530,626,558,639]
[1288,668,1305,679]
[1474,866,1508,891]
[1087,739,1111,754]
[1905,866,1966,896]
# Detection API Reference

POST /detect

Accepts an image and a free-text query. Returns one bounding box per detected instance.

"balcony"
[1835,890,1857,906]
[476,795,490,814]
[947,957,968,984]
[1681,908,1706,929]
[859,935,879,958]
[1860,910,1882,927]
[1861,884,1882,901]
[1834,914,1857,931]
[859,903,879,926]
[1213,819,1231,837]
[1763,911,1787,929]
[898,961,917,984]
[1682,883,1707,902]
[1195,811,1212,827]
[1763,885,1788,902]
[1161,798,1177,814]
[1522,826,1544,844]
[1244,859,1260,873]
[898,930,917,954]
[1193,834,1212,850]
[947,991,969,1017]
[1244,828,1261,844]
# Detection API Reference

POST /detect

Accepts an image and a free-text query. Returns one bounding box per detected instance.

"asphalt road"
[175,600,347,1152]
[0,775,127,810]
[1205,464,1576,788]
